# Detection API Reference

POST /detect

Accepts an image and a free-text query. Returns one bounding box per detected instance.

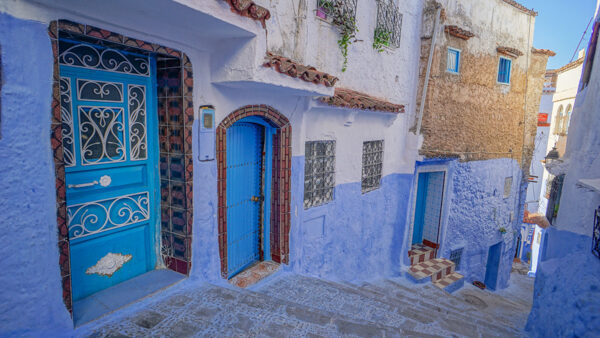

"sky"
[518,0,598,69]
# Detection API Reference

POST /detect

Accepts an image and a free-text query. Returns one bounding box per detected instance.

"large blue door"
[59,39,159,301]
[226,122,265,277]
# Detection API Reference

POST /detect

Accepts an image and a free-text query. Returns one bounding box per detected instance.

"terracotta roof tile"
[501,0,537,16]
[319,88,405,114]
[223,0,271,28]
[556,57,585,74]
[263,52,339,87]
[497,46,524,58]
[444,25,475,40]
[532,48,556,57]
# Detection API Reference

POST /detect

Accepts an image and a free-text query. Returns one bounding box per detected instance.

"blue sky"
[518,0,597,69]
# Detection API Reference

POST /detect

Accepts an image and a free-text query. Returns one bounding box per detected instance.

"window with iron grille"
[315,0,357,22]
[449,248,464,270]
[304,140,336,209]
[497,57,512,84]
[362,140,384,193]
[447,48,460,73]
[375,0,403,49]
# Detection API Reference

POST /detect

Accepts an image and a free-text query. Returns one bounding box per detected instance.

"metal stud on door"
[59,39,159,301]
[226,122,265,277]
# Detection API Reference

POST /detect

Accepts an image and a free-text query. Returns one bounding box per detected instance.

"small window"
[503,177,513,198]
[497,57,512,84]
[315,0,357,22]
[449,248,464,270]
[374,0,403,49]
[447,48,460,73]
[361,140,384,193]
[304,140,336,209]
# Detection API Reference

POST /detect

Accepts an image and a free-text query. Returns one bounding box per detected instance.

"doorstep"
[73,268,186,326]
[229,261,280,288]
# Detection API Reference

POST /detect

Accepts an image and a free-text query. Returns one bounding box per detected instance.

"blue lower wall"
[526,228,600,336]
[288,156,413,281]
[419,158,523,290]
[0,13,73,335]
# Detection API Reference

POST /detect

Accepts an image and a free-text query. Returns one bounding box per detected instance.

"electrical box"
[198,105,215,161]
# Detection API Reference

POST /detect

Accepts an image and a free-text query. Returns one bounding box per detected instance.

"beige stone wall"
[416,0,549,172]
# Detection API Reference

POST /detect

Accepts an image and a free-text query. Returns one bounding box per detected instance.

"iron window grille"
[362,140,384,193]
[304,140,336,209]
[316,0,357,22]
[375,0,403,49]
[593,206,600,259]
[449,248,464,270]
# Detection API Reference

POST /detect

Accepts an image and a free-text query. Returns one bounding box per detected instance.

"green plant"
[329,1,359,72]
[499,227,507,234]
[373,27,391,52]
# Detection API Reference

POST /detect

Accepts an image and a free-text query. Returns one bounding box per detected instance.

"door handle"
[68,175,112,189]
[68,180,98,189]
[251,196,264,202]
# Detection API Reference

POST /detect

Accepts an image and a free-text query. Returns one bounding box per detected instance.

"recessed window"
[503,177,513,198]
[315,0,357,22]
[449,248,464,270]
[497,57,512,84]
[304,140,336,209]
[447,48,460,73]
[374,0,403,49]
[362,140,384,193]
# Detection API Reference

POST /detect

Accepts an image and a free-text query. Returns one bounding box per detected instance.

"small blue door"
[58,39,158,301]
[226,122,265,277]
[485,242,503,290]
[412,171,445,246]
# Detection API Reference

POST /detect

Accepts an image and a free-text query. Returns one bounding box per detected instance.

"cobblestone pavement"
[81,270,535,337]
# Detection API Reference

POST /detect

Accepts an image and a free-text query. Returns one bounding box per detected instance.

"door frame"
[408,164,451,257]
[217,105,292,279]
[49,20,195,315]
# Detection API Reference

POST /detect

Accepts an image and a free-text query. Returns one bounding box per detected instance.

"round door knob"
[99,175,112,187]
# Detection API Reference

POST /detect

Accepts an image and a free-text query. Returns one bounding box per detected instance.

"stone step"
[432,272,464,293]
[408,243,435,265]
[407,258,455,283]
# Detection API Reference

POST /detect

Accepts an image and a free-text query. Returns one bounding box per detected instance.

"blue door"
[226,122,265,277]
[485,242,503,290]
[59,39,158,301]
[412,171,445,246]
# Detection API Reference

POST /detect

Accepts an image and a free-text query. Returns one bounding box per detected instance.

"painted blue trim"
[447,47,461,74]
[497,57,512,84]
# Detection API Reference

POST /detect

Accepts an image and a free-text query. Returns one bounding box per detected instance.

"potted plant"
[373,27,391,52]
[316,0,333,20]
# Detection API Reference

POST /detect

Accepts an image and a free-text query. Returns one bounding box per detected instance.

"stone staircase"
[407,244,465,293]
[85,272,527,337]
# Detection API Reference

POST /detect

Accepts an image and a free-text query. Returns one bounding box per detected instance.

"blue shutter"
[498,58,511,84]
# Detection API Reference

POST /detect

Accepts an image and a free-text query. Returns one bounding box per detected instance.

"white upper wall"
[438,0,536,71]
[554,61,584,102]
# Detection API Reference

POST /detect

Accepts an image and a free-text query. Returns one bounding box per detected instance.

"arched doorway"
[216,105,291,279]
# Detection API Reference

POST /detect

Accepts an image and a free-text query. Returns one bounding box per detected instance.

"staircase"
[407,243,465,293]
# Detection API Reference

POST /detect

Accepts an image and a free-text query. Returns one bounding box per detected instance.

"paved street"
[80,267,535,338]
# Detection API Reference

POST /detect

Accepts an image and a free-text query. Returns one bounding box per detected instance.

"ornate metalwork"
[77,79,123,102]
[127,85,147,160]
[316,0,357,21]
[59,77,76,167]
[304,140,336,209]
[449,248,464,270]
[59,40,149,76]
[78,106,126,165]
[362,140,384,193]
[67,192,150,240]
[86,252,132,277]
[593,206,600,259]
[375,0,403,48]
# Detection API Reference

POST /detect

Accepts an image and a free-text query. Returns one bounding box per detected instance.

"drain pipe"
[415,5,442,136]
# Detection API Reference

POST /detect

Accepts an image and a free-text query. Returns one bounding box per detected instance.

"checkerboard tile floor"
[408,244,464,291]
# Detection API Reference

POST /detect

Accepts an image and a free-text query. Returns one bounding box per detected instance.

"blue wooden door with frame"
[59,39,159,301]
[226,122,265,277]
[412,173,428,245]
[485,242,503,290]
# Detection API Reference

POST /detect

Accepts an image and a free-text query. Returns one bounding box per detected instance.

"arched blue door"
[226,122,265,277]
[59,39,159,301]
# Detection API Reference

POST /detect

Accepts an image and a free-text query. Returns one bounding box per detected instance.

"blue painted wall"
[287,156,413,281]
[526,228,600,336]
[421,158,523,290]
[0,13,73,335]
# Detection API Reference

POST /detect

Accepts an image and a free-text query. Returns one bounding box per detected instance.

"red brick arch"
[216,105,291,278]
